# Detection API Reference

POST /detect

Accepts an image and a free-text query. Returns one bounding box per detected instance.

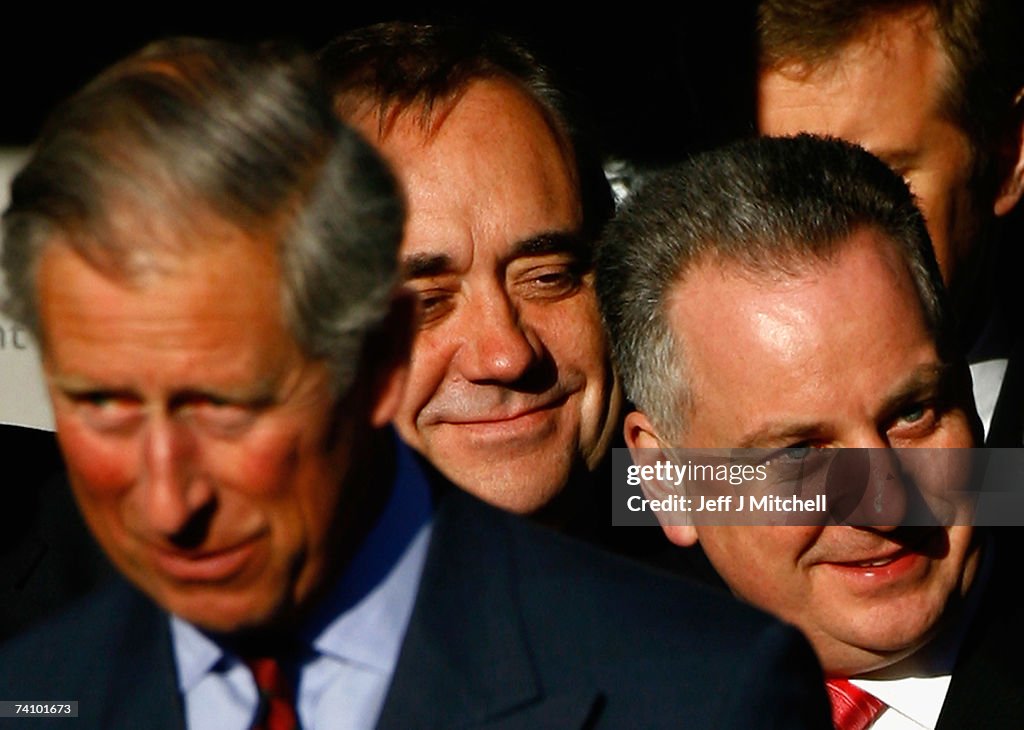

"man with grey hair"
[598,134,1020,728]
[0,38,832,730]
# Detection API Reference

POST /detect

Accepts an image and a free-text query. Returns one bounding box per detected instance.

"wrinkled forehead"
[44,189,284,286]
[34,223,290,355]
[344,76,578,179]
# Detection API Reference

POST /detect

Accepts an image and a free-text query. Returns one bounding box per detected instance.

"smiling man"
[319,23,620,517]
[0,38,833,730]
[598,135,1021,728]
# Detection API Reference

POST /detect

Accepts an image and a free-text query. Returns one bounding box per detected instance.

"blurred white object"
[0,148,54,430]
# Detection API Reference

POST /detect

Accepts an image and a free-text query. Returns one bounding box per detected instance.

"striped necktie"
[825,678,886,730]
[246,656,299,730]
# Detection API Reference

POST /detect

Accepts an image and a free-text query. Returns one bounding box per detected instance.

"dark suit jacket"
[0,484,830,729]
[935,529,1024,729]
[0,425,112,640]
[984,339,1024,447]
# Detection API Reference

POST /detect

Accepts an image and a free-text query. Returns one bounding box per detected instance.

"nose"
[827,446,908,530]
[135,415,214,539]
[859,448,909,531]
[455,290,543,384]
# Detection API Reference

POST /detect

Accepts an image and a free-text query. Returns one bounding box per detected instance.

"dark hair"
[758,0,1024,192]
[2,37,404,395]
[318,21,612,240]
[596,134,949,438]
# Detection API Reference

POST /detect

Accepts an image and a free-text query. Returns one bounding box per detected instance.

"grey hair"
[1,37,404,396]
[596,134,950,441]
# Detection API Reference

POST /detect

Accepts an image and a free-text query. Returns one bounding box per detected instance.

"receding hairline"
[32,183,297,284]
[657,223,936,441]
[340,74,580,172]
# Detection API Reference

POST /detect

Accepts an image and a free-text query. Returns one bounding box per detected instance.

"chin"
[818,613,941,673]
[438,451,574,513]
[148,583,287,635]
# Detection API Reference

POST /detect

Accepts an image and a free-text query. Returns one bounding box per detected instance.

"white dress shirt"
[850,537,994,729]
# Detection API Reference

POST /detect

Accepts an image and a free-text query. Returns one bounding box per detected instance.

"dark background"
[0,5,759,164]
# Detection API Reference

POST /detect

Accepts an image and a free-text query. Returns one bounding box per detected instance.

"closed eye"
[509,259,586,301]
[172,392,264,436]
[412,288,456,328]
[64,389,142,431]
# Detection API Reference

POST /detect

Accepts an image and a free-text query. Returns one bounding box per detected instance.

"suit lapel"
[100,582,186,730]
[375,488,602,729]
[984,335,1024,446]
[936,531,1024,729]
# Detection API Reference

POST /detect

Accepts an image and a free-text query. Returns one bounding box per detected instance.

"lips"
[436,404,565,448]
[442,396,567,425]
[150,538,262,583]
[423,385,569,422]
[822,528,944,568]
[815,531,948,594]
[830,545,912,568]
[825,547,924,585]
[844,556,903,568]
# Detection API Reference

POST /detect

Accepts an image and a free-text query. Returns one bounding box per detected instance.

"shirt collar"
[851,534,994,729]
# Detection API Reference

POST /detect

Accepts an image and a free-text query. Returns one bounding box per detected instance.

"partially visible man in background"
[319,23,621,522]
[756,0,1024,444]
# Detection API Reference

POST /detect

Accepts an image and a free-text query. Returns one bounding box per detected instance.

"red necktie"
[246,656,299,730]
[825,679,886,730]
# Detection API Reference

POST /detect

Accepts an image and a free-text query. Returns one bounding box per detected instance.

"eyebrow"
[49,373,282,404]
[400,231,590,281]
[401,253,453,280]
[49,373,126,394]
[506,232,589,264]
[878,364,952,414]
[735,422,829,449]
[733,363,952,448]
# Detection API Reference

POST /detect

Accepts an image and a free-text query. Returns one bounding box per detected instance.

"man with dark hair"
[0,38,832,730]
[598,133,1021,728]
[757,0,1024,445]
[318,23,621,520]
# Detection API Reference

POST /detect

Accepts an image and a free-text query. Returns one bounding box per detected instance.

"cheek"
[909,178,955,272]
[219,428,306,496]
[56,417,137,495]
[903,153,976,278]
[228,419,350,506]
[700,527,816,606]
[401,330,455,421]
[944,526,979,586]
[531,292,608,379]
[932,411,977,448]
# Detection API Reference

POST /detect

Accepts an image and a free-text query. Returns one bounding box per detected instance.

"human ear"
[663,524,700,547]
[993,88,1024,217]
[624,410,662,450]
[624,410,700,546]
